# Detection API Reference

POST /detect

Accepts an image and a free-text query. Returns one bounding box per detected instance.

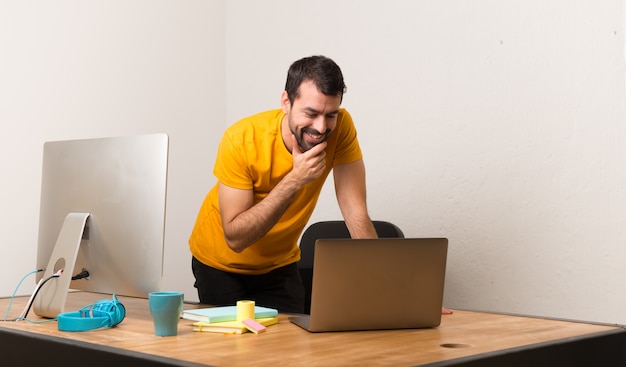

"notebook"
[290,238,448,332]
[181,305,278,323]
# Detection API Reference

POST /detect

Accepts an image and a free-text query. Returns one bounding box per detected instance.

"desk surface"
[1,292,624,367]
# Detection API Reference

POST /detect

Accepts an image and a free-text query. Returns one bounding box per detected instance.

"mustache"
[302,127,332,138]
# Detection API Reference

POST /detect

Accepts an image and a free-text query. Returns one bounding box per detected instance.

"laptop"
[290,238,448,332]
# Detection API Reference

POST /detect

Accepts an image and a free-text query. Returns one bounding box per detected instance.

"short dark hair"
[284,55,346,105]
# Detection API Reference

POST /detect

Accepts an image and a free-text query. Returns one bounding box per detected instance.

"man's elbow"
[224,235,247,253]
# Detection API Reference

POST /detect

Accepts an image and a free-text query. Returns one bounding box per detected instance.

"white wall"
[2,0,625,326]
[225,0,626,325]
[0,0,225,304]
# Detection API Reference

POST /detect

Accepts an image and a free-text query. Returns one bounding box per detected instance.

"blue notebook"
[181,305,278,323]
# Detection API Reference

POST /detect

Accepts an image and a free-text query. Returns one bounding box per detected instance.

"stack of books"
[182,305,279,334]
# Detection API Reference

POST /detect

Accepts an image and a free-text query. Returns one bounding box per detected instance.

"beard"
[292,126,332,152]
[289,115,332,152]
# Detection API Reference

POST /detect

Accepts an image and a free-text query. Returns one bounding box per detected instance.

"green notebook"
[181,305,278,323]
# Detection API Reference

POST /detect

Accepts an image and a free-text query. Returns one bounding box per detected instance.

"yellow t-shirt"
[189,108,363,274]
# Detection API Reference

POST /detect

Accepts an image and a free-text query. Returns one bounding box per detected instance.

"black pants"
[192,257,305,314]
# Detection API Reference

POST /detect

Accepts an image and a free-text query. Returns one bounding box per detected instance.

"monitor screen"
[34,134,169,317]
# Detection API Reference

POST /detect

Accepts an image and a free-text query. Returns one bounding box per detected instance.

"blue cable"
[3,269,42,322]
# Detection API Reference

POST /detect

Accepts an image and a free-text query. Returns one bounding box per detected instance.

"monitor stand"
[33,212,90,318]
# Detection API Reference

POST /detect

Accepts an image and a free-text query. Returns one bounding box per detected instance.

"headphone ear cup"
[92,299,126,327]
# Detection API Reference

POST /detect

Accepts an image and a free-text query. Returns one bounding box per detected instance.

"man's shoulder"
[228,109,283,131]
[335,108,356,133]
[221,109,282,148]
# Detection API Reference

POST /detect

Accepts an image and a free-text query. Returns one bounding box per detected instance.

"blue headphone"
[57,295,126,332]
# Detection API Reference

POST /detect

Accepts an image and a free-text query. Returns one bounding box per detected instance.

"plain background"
[1,0,625,326]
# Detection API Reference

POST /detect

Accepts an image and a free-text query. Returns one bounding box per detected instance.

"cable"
[16,317,58,324]
[71,268,90,281]
[3,269,43,322]
[5,268,89,322]
[16,277,45,320]
[18,269,63,320]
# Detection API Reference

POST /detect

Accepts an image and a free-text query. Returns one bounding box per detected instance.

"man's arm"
[219,136,327,253]
[218,181,298,253]
[333,159,378,238]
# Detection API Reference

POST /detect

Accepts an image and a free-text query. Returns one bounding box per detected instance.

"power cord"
[3,269,43,322]
[17,269,64,321]
[71,268,90,281]
[4,268,90,322]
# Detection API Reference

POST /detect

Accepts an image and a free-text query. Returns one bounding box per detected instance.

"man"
[189,55,377,313]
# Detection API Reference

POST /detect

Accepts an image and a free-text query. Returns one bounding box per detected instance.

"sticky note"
[242,318,267,334]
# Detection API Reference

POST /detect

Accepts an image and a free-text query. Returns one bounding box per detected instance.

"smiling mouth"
[305,130,325,141]
[301,128,331,149]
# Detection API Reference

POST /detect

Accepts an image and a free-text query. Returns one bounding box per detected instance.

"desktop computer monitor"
[33,134,169,318]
